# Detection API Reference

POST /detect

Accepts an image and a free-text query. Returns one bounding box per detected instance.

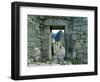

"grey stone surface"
[28,15,88,65]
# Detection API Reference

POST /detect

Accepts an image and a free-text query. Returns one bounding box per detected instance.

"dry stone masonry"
[28,15,88,65]
[72,17,88,64]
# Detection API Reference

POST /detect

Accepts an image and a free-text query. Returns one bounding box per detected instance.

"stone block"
[74,41,82,50]
[73,26,81,31]
[77,53,83,59]
[78,49,85,54]
[72,31,78,34]
[79,40,84,45]
[72,50,76,58]
[80,35,87,39]
[72,34,78,40]
[81,26,87,31]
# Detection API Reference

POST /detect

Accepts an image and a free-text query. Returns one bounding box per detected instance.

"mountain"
[54,31,63,41]
[52,30,65,47]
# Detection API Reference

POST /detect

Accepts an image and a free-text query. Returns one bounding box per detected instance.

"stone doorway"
[28,15,88,65]
[44,19,70,62]
[50,26,65,56]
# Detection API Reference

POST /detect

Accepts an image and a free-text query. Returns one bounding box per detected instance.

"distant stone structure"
[28,15,88,65]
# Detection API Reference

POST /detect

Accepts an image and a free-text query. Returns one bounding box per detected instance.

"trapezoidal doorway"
[50,26,66,64]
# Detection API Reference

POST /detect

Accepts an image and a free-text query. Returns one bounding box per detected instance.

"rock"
[77,54,83,59]
[30,48,41,62]
[81,35,86,39]
[72,50,77,58]
[82,58,88,64]
[79,40,84,45]
[73,26,80,31]
[83,48,87,54]
[75,41,82,49]
[78,49,84,54]
[72,34,78,40]
[67,61,72,64]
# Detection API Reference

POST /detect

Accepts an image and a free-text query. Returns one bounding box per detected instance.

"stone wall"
[72,17,88,64]
[28,16,52,64]
[28,15,41,64]
[64,19,73,60]
[28,15,88,65]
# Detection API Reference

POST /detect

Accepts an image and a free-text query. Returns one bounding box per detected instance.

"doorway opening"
[50,26,65,57]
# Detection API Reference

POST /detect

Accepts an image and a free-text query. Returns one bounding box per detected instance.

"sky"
[52,30,64,33]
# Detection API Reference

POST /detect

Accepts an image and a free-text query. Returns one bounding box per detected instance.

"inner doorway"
[50,26,65,58]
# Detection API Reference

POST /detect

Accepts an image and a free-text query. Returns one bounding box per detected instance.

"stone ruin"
[28,15,88,65]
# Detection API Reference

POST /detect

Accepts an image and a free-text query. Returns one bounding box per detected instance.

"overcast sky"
[52,30,64,33]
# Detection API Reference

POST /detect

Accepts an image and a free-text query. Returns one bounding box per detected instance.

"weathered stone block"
[72,50,77,58]
[73,26,81,31]
[77,54,83,59]
[72,34,78,40]
[80,35,86,39]
[74,41,82,50]
[78,49,85,54]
